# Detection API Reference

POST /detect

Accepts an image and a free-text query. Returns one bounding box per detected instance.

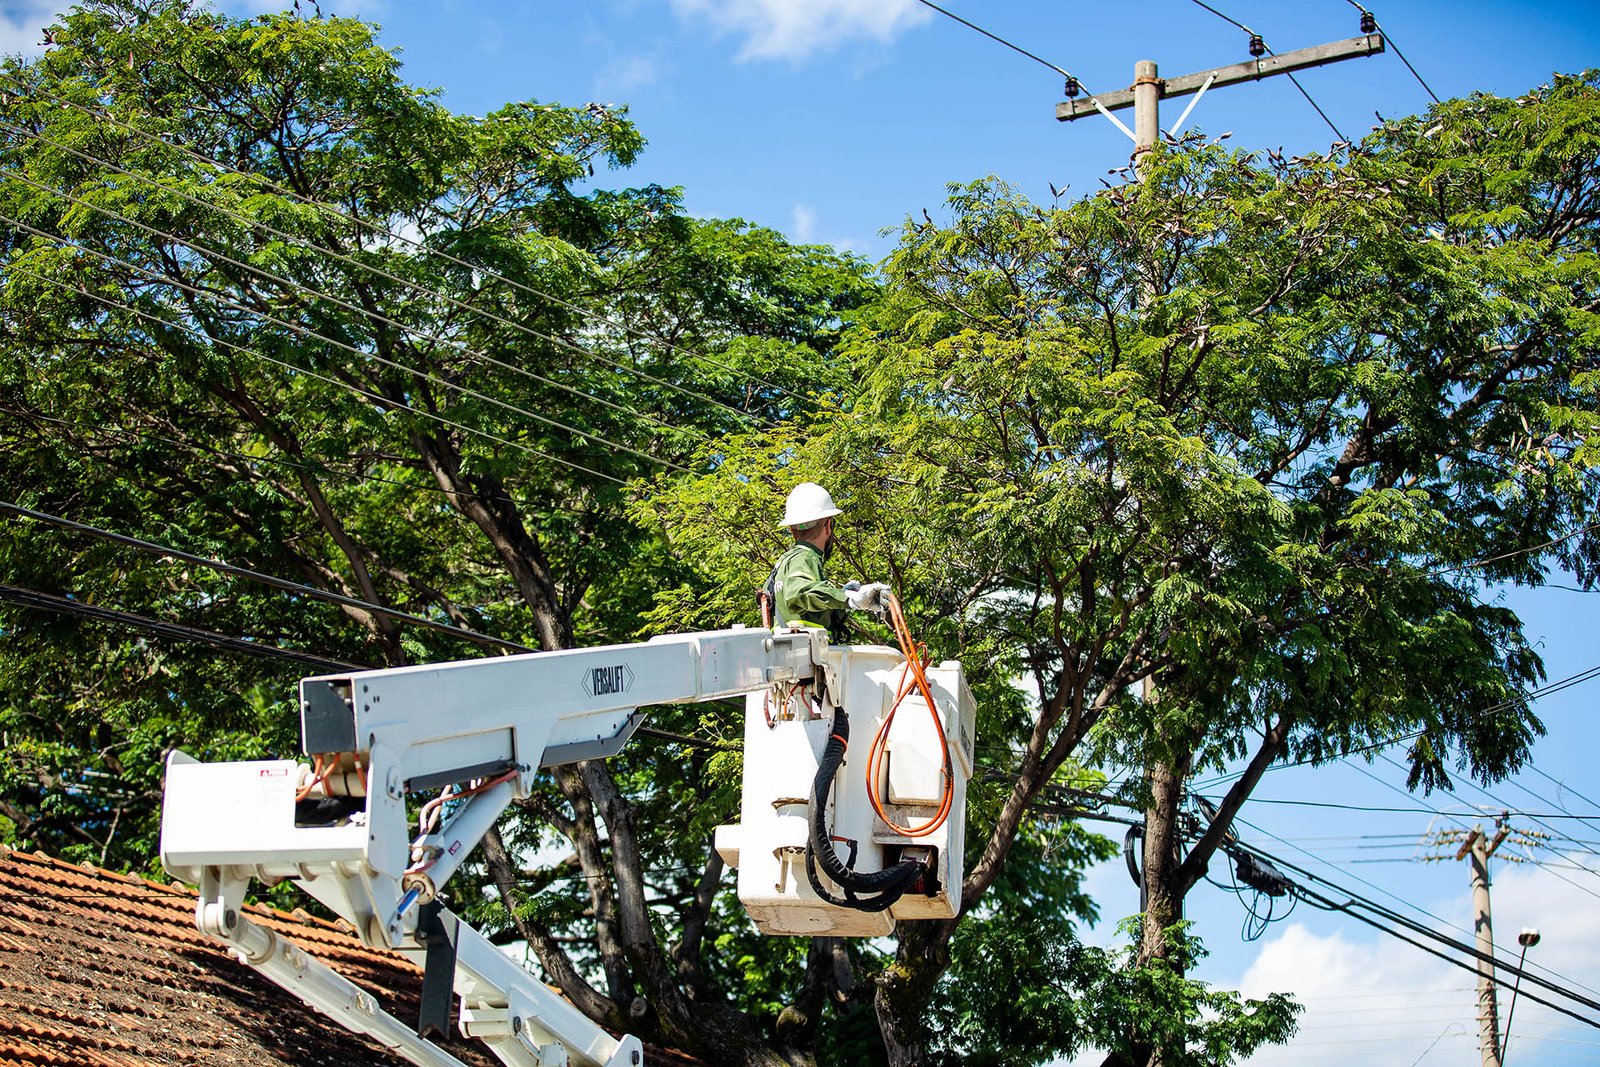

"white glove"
[847,582,891,614]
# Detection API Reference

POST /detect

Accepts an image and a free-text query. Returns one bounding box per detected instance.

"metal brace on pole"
[1090,95,1138,144]
[1167,73,1216,139]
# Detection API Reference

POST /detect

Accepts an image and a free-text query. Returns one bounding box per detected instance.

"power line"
[911,0,1089,89]
[1529,765,1600,817]
[1339,0,1440,103]
[1370,753,1600,900]
[0,582,359,674]
[1185,0,1349,142]
[1229,832,1600,1026]
[1240,797,1599,820]
[0,75,809,418]
[0,166,691,476]
[0,120,750,445]
[1420,521,1600,579]
[1292,884,1600,1033]
[1344,759,1600,1003]
[0,229,629,486]
[0,577,742,758]
[0,500,534,655]
[0,402,555,516]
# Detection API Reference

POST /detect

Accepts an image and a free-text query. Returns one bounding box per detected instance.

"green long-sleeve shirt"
[767,542,849,631]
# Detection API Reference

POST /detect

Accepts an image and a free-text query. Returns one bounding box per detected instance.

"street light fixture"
[1502,927,1542,1062]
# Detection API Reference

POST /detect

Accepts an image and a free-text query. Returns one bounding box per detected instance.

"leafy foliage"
[929,918,1299,1067]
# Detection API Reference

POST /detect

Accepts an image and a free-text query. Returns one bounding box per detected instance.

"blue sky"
[5,1,1598,1063]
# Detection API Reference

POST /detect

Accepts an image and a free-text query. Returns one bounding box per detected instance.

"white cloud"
[1054,853,1600,1067]
[790,202,817,242]
[0,1,59,58]
[595,54,659,97]
[668,0,931,63]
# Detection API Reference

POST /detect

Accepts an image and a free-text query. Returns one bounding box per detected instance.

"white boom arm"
[160,623,975,1067]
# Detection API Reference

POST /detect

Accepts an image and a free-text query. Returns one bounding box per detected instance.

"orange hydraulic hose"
[294,754,328,802]
[864,593,954,838]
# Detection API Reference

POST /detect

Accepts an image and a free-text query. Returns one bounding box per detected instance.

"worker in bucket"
[763,482,890,640]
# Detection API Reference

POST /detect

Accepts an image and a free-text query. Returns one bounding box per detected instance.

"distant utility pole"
[1425,820,1547,1067]
[1056,30,1386,177]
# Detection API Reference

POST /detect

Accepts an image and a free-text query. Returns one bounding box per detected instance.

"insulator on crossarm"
[1248,34,1265,58]
[1360,11,1377,34]
[1064,76,1080,98]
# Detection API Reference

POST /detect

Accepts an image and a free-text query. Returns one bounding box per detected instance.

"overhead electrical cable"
[1238,797,1600,820]
[2,253,628,487]
[0,119,768,438]
[1420,520,1600,579]
[0,404,560,516]
[1184,0,1349,141]
[910,0,1090,88]
[0,172,692,476]
[1530,765,1600,816]
[1368,752,1600,902]
[0,500,535,655]
[0,576,734,753]
[1233,835,1600,1024]
[1339,0,1440,103]
[0,582,360,673]
[0,220,635,484]
[0,133,722,447]
[0,80,808,417]
[1292,880,1600,1031]
[0,161,706,460]
[1233,812,1600,1000]
[1349,756,1600,915]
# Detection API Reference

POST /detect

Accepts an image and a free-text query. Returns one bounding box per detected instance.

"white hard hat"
[780,482,842,528]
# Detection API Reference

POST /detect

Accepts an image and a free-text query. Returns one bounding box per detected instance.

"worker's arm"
[777,546,850,623]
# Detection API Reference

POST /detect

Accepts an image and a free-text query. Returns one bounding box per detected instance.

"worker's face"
[820,516,835,559]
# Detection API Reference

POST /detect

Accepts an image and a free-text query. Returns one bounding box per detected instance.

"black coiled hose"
[806,707,926,911]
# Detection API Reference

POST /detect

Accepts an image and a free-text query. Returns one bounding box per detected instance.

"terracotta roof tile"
[0,848,707,1066]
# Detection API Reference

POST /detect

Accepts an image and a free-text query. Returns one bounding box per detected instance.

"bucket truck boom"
[160,622,975,1067]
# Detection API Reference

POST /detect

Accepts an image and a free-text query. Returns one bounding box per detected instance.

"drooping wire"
[1339,0,1440,103]
[1184,0,1350,142]
[0,121,718,446]
[0,582,361,674]
[1529,764,1600,817]
[0,118,766,439]
[0,403,568,517]
[1234,810,1600,1001]
[0,74,809,419]
[910,0,1091,91]
[3,255,627,489]
[0,500,534,655]
[1204,856,1297,941]
[1232,834,1600,1025]
[0,173,692,475]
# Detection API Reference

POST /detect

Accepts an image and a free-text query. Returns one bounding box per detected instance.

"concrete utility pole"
[1425,820,1545,1067]
[1458,821,1511,1067]
[1057,32,1387,178]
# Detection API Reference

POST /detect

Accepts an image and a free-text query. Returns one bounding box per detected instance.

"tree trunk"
[873,920,953,1067]
[1138,754,1189,967]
